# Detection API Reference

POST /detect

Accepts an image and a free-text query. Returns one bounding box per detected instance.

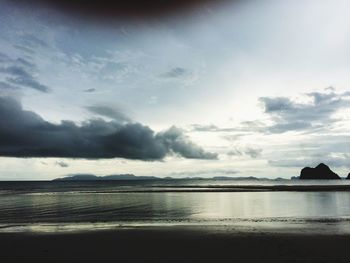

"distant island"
[53,174,158,181]
[53,174,287,181]
[300,163,341,180]
[53,163,349,181]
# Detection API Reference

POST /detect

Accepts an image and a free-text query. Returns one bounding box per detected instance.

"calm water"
[1,180,350,232]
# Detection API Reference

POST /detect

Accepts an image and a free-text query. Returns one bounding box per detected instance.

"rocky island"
[53,174,159,181]
[300,163,341,180]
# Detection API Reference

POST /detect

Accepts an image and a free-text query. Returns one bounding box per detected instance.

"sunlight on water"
[1,181,350,233]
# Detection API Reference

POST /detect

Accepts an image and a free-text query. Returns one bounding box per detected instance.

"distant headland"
[300,163,341,180]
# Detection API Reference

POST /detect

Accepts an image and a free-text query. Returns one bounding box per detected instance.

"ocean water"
[1,180,350,233]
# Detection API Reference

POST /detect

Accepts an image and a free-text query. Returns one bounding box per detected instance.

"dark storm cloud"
[0,96,217,160]
[259,90,350,133]
[86,105,130,123]
[157,126,218,160]
[8,0,230,20]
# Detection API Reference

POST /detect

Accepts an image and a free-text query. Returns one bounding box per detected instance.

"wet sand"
[1,226,350,263]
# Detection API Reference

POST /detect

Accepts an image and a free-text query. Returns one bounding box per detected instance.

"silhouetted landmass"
[53,174,289,181]
[347,173,350,180]
[300,163,341,180]
[53,174,160,181]
[54,165,350,181]
[212,176,286,181]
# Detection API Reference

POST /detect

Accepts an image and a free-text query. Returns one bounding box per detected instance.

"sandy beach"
[1,226,350,263]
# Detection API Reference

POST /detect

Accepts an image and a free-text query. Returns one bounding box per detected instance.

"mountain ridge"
[53,174,288,181]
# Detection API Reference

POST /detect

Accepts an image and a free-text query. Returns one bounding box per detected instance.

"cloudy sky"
[1,0,350,180]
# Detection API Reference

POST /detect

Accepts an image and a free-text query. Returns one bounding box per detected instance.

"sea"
[1,179,350,233]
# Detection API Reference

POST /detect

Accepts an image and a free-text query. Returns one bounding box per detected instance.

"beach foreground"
[1,226,350,263]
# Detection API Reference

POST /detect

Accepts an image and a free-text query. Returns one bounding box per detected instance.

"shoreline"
[1,217,350,234]
[96,184,350,192]
[3,184,350,195]
[1,226,350,263]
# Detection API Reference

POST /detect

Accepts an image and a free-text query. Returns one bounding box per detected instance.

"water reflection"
[1,191,350,225]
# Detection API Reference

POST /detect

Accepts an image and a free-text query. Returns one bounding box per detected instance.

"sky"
[1,0,350,180]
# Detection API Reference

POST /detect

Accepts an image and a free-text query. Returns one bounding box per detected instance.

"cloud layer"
[86,105,130,123]
[259,90,350,133]
[0,96,217,160]
[0,51,49,93]
[8,0,229,19]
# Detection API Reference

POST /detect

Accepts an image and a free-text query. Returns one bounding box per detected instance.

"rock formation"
[300,163,340,179]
